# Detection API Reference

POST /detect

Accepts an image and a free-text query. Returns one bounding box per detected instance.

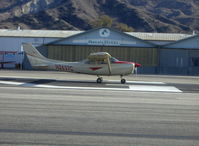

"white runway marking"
[129,85,182,93]
[0,81,23,85]
[0,81,182,93]
[109,80,166,84]
[0,81,130,91]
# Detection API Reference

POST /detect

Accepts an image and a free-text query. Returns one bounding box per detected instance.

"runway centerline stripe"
[0,80,182,93]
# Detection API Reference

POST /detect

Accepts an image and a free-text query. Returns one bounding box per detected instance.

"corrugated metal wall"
[188,50,199,75]
[47,45,158,67]
[159,48,199,75]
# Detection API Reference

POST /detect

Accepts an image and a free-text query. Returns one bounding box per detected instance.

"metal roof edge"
[0,29,83,38]
[162,34,199,48]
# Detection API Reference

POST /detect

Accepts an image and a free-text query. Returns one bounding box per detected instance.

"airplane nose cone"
[135,63,141,68]
[128,62,141,68]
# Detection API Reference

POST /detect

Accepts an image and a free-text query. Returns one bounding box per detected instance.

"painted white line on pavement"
[0,81,24,86]
[0,81,182,93]
[0,76,165,85]
[0,81,130,91]
[129,85,182,93]
[109,80,165,84]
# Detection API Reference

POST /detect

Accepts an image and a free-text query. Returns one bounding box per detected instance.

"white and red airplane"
[23,43,141,84]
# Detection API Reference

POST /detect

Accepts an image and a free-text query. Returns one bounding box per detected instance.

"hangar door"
[47,45,158,67]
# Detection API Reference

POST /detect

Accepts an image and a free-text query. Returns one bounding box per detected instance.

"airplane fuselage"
[51,61,135,76]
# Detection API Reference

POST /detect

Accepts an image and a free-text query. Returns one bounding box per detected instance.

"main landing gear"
[96,75,126,84]
[96,76,103,83]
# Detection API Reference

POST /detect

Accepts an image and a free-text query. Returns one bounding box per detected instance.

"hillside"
[0,0,198,33]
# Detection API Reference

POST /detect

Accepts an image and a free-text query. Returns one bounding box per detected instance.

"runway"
[0,77,182,92]
[0,70,199,145]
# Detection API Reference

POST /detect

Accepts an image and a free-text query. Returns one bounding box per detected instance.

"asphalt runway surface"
[0,70,199,146]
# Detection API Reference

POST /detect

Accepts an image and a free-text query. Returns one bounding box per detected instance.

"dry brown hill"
[0,0,198,33]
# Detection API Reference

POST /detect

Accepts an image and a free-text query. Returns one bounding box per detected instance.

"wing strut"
[88,52,112,75]
[107,56,112,75]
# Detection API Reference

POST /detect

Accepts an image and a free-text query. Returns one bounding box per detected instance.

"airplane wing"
[88,52,111,60]
[88,52,112,75]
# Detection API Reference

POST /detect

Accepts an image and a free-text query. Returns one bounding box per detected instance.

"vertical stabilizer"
[22,43,46,59]
[22,43,48,68]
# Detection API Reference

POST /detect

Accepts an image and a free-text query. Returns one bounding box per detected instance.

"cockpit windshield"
[110,57,119,63]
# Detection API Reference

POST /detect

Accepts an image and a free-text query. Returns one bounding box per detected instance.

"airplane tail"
[22,43,48,68]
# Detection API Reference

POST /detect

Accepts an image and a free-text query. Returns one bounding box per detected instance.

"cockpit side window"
[110,57,119,63]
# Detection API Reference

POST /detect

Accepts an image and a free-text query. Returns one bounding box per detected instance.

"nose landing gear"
[96,76,103,83]
[121,78,126,84]
[120,75,126,84]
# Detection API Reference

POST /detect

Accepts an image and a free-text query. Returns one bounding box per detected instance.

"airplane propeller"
[133,63,141,74]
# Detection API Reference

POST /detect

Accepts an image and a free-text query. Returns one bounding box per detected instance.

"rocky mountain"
[0,0,198,33]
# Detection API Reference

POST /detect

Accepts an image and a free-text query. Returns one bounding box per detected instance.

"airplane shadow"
[0,77,126,86]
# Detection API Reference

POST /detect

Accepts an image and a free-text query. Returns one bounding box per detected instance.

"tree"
[115,23,134,32]
[90,15,113,28]
[90,15,134,32]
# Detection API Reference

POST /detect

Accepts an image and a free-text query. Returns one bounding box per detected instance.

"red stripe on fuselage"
[114,61,141,67]
[114,61,133,64]
[90,67,102,71]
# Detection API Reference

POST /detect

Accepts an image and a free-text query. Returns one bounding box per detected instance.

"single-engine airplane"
[23,43,141,84]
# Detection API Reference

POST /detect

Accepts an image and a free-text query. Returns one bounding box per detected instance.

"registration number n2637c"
[55,65,74,72]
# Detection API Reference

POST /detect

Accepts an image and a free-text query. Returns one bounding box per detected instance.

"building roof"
[126,32,192,41]
[0,29,194,41]
[163,34,199,49]
[0,29,83,38]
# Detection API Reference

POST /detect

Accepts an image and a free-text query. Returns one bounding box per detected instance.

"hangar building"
[0,29,81,69]
[0,27,198,75]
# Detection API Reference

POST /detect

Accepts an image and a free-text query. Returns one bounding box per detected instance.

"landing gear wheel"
[121,78,126,84]
[96,77,103,83]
